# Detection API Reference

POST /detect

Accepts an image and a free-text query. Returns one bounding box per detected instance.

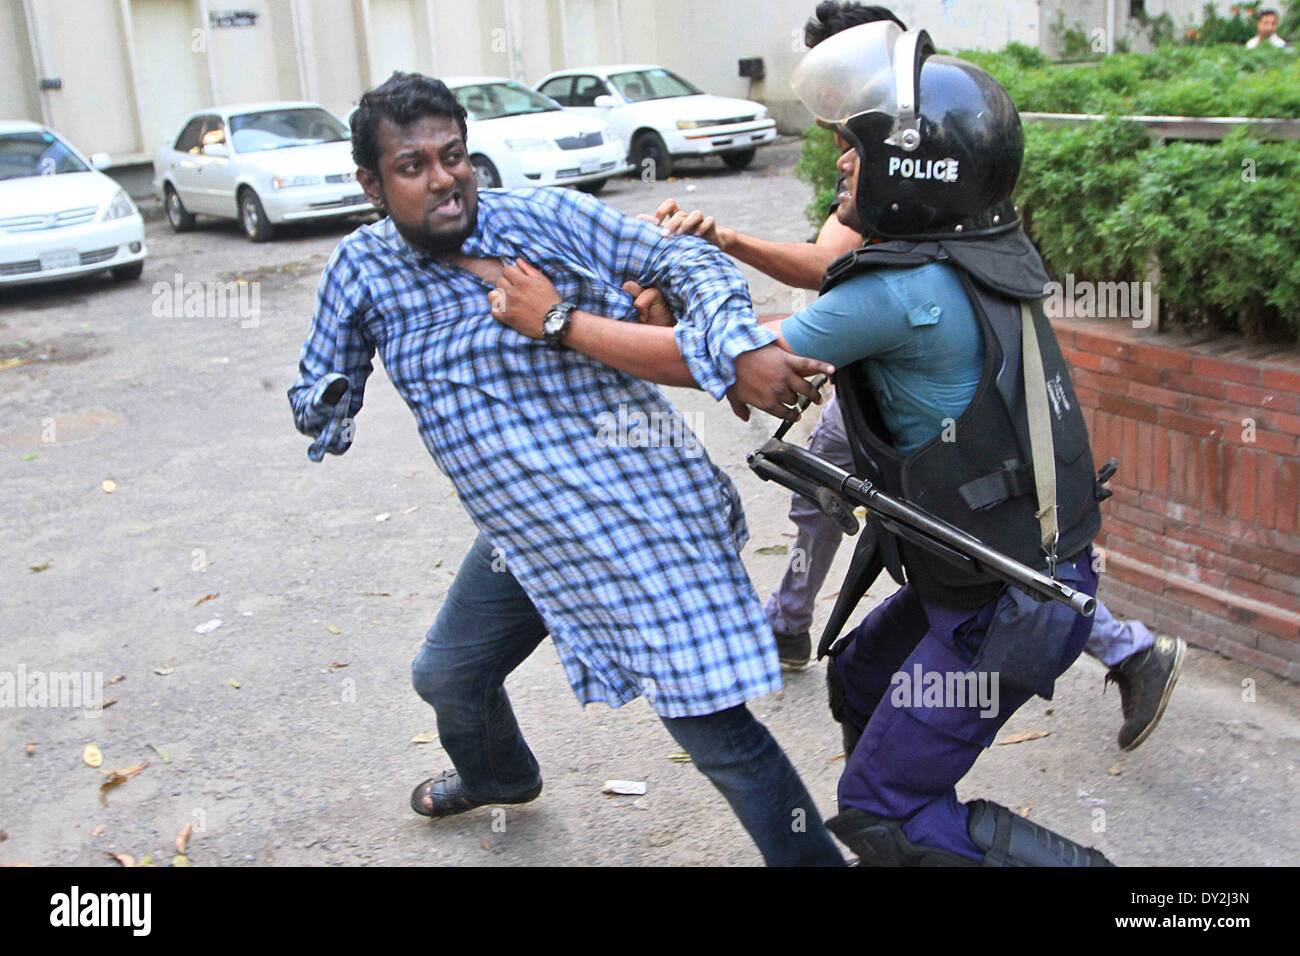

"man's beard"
[396,204,479,257]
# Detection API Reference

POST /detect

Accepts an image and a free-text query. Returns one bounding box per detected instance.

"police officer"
[649,1,1184,758]
[776,21,1116,865]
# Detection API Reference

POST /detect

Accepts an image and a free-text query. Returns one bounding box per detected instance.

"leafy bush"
[794,124,840,229]
[794,46,1300,341]
[1017,120,1300,341]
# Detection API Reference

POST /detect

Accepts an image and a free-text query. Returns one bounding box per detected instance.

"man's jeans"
[411,533,844,867]
[764,396,1156,669]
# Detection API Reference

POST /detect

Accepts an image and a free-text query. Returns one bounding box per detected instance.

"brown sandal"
[410,769,542,818]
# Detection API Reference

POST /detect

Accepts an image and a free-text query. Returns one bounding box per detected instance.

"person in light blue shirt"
[780,260,983,455]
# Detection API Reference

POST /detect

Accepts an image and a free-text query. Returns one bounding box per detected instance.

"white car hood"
[468,110,607,143]
[0,171,117,216]
[629,94,765,125]
[233,140,357,176]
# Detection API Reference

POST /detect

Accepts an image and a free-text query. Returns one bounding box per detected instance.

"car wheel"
[721,148,756,170]
[110,261,145,281]
[629,132,672,180]
[471,155,501,189]
[164,186,196,232]
[576,178,606,195]
[239,188,275,242]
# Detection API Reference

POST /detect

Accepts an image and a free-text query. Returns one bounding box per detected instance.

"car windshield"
[229,108,349,153]
[0,130,89,181]
[608,69,701,102]
[454,83,560,121]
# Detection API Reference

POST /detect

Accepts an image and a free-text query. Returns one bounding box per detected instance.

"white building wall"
[3,0,1277,159]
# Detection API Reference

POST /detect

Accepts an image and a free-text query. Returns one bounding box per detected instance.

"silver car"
[153,101,373,242]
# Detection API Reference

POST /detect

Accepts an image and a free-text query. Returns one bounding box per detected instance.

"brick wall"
[1055,317,1300,681]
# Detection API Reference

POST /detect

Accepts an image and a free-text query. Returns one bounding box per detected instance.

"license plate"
[579,159,602,174]
[40,250,79,271]
[340,193,368,206]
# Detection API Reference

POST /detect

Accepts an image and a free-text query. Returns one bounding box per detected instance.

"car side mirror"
[202,142,229,158]
[90,152,112,171]
[593,95,617,109]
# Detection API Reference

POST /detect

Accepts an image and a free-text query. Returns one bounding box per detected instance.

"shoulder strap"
[1021,301,1058,570]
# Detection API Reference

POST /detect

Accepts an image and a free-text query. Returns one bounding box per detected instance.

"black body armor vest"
[822,228,1102,610]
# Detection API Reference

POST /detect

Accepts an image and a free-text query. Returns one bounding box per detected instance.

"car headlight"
[676,120,699,130]
[102,189,137,221]
[272,175,324,189]
[505,138,556,152]
[756,107,769,121]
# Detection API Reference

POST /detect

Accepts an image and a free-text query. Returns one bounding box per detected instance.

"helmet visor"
[791,20,904,126]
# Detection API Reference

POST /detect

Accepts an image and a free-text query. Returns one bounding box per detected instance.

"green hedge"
[794,46,1300,342]
[957,43,1300,118]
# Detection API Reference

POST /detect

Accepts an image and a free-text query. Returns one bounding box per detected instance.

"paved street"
[2,139,1297,867]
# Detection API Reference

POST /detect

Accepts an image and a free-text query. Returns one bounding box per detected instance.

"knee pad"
[967,800,1115,867]
[826,808,977,867]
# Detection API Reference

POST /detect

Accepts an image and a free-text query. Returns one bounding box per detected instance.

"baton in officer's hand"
[774,373,829,441]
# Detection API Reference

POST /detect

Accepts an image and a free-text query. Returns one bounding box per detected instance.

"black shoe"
[410,769,542,818]
[774,629,811,670]
[1107,635,1186,752]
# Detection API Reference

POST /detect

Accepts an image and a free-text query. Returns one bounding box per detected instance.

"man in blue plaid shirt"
[288,72,843,865]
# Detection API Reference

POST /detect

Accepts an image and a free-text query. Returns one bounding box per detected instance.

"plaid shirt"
[288,187,781,717]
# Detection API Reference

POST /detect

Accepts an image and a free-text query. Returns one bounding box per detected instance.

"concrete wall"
[4,0,1270,159]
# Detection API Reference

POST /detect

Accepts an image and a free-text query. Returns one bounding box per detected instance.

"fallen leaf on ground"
[82,744,103,768]
[755,544,789,555]
[1018,802,1035,817]
[25,743,36,756]
[19,453,37,461]
[410,731,439,745]
[171,854,191,867]
[100,762,148,793]
[0,357,25,370]
[828,753,846,762]
[107,675,125,686]
[602,780,648,796]
[1108,764,1122,776]
[101,479,117,494]
[402,506,420,514]
[226,679,241,689]
[648,831,674,847]
[29,561,52,573]
[153,667,175,676]
[107,852,135,867]
[325,624,341,635]
[666,752,692,764]
[175,822,193,854]
[328,661,350,671]
[147,743,171,764]
[995,731,1050,746]
[90,824,106,837]
[102,697,118,709]
[194,593,219,606]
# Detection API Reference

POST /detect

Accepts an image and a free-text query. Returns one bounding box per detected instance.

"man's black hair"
[1258,7,1279,17]
[350,71,468,174]
[804,2,907,48]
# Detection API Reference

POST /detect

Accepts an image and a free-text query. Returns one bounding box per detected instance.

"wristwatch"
[542,301,576,349]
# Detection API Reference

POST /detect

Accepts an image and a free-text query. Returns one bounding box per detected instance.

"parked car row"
[0,62,777,284]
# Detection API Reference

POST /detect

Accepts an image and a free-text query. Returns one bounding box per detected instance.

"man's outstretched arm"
[287,245,377,461]
[490,261,832,421]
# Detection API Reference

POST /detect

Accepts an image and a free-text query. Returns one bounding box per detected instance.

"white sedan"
[445,76,629,193]
[0,121,146,286]
[154,101,373,242]
[535,65,777,179]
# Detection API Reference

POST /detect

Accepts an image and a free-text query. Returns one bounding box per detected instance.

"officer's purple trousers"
[832,551,1099,861]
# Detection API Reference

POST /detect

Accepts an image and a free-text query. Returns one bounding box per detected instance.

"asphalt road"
[2,140,1297,867]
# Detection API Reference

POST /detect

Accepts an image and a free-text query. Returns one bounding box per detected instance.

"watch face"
[544,310,564,336]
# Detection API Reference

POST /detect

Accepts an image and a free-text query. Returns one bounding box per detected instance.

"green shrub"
[794,124,841,229]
